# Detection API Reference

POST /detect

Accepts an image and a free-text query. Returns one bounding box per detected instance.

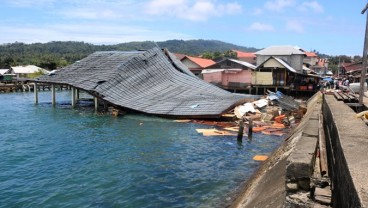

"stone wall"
[323,95,368,207]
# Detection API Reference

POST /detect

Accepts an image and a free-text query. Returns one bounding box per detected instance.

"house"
[174,53,186,60]
[36,47,252,118]
[340,62,368,83]
[180,56,216,76]
[0,68,13,82]
[202,58,256,90]
[311,58,329,77]
[303,51,318,68]
[232,50,256,64]
[253,56,320,92]
[10,65,48,78]
[255,46,305,74]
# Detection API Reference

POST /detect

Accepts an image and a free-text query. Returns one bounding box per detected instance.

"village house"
[232,50,256,65]
[0,69,13,83]
[10,65,48,79]
[179,56,215,76]
[311,58,330,77]
[340,61,368,83]
[255,46,305,73]
[253,46,320,94]
[201,58,256,92]
[303,51,319,68]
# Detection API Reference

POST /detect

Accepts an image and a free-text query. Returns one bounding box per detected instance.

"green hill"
[0,40,259,70]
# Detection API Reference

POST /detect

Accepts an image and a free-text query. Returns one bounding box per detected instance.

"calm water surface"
[0,91,284,208]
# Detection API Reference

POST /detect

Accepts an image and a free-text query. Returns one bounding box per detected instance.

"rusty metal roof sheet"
[36,47,253,117]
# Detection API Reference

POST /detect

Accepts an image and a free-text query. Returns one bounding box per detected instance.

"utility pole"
[359,3,368,104]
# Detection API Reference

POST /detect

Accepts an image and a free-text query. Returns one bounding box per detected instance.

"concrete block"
[286,136,318,180]
[302,120,319,138]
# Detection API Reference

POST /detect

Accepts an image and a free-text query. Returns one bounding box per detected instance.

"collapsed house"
[36,47,254,118]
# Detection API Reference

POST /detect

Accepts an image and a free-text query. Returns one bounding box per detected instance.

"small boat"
[340,82,367,93]
[348,82,367,93]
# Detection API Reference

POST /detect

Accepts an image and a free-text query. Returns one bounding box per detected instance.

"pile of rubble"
[186,91,307,138]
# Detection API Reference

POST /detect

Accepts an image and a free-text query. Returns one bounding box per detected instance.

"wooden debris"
[174,119,191,123]
[196,129,236,136]
[314,187,332,205]
[253,155,269,161]
[223,127,239,132]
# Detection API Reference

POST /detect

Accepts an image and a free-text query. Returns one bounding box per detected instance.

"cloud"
[252,8,263,16]
[6,0,55,7]
[0,23,194,44]
[286,20,304,33]
[58,8,123,20]
[265,0,295,12]
[145,0,242,21]
[299,1,324,13]
[249,22,275,32]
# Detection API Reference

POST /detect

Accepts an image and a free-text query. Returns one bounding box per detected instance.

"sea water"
[0,91,284,208]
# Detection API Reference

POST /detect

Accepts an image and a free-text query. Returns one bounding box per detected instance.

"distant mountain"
[0,40,260,69]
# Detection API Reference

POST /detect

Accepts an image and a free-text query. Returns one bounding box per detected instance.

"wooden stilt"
[71,87,76,107]
[94,97,98,111]
[34,83,38,104]
[51,84,56,106]
[248,118,253,141]
[76,88,80,100]
[237,119,244,142]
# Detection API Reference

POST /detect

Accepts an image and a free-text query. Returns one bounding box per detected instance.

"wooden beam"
[34,83,38,104]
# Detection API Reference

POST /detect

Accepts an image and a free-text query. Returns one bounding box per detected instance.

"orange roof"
[174,53,186,60]
[184,56,216,68]
[232,50,256,58]
[305,52,317,57]
[316,58,328,67]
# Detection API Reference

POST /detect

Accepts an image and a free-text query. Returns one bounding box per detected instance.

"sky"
[0,0,367,56]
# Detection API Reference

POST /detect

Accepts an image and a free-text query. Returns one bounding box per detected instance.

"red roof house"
[232,50,256,64]
[180,56,216,75]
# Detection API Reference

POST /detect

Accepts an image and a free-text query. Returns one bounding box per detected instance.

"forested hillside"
[0,40,259,70]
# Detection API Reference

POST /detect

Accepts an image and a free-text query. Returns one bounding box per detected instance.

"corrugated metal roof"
[11,65,48,74]
[0,69,10,75]
[255,46,305,56]
[36,47,253,118]
[228,59,256,69]
[202,68,242,74]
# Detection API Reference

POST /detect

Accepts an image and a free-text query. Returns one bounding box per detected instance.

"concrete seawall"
[231,93,368,207]
[323,95,368,207]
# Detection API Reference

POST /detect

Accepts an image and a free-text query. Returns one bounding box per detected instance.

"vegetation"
[0,40,360,74]
[0,40,258,70]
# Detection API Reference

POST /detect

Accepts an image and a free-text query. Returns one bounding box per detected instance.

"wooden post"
[94,97,98,111]
[359,3,368,104]
[237,119,244,142]
[51,84,56,106]
[76,88,80,100]
[319,113,328,177]
[34,82,38,104]
[248,118,253,141]
[71,87,76,107]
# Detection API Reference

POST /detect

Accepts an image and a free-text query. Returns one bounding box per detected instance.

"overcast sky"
[0,0,367,56]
